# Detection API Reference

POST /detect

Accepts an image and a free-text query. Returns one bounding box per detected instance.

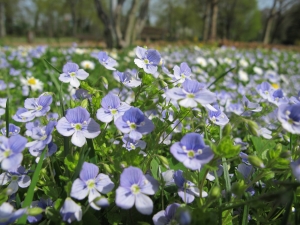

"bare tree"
[94,0,149,48]
[263,0,296,44]
[0,1,5,37]
[209,0,218,41]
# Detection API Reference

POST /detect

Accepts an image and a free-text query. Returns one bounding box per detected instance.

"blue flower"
[20,93,53,119]
[0,202,26,225]
[134,46,161,75]
[59,62,89,88]
[208,104,229,126]
[256,81,273,100]
[291,158,300,182]
[60,198,82,223]
[115,166,159,215]
[0,166,31,195]
[114,70,141,88]
[1,123,20,137]
[170,133,214,170]
[115,107,154,140]
[122,134,146,151]
[173,62,192,83]
[98,51,118,70]
[71,162,114,210]
[12,108,35,122]
[152,203,180,225]
[166,79,216,108]
[0,135,27,171]
[26,121,56,158]
[174,170,206,203]
[268,89,289,106]
[96,93,131,123]
[278,104,300,134]
[56,107,100,147]
[27,198,53,224]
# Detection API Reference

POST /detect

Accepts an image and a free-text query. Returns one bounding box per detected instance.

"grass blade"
[5,98,9,138]
[17,148,47,224]
[207,67,235,89]
[42,59,69,156]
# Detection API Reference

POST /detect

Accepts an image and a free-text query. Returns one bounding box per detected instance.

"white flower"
[239,58,249,68]
[238,70,249,82]
[253,66,263,75]
[20,77,43,92]
[80,60,95,70]
[196,57,207,67]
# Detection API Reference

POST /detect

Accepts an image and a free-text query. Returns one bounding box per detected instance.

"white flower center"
[131,184,140,194]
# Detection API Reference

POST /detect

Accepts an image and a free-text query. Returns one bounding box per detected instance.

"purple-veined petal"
[63,62,79,73]
[82,119,100,139]
[2,154,23,171]
[170,142,186,163]
[65,107,90,124]
[129,130,143,140]
[56,117,75,137]
[24,98,36,110]
[80,162,99,181]
[144,64,157,75]
[134,59,145,69]
[194,90,217,105]
[182,158,201,170]
[95,174,115,194]
[76,69,89,80]
[178,189,195,203]
[141,174,159,195]
[153,210,168,225]
[9,135,27,153]
[166,88,186,100]
[7,181,19,195]
[71,179,89,200]
[70,77,80,88]
[114,117,130,133]
[59,73,71,83]
[136,117,154,135]
[71,131,86,147]
[96,108,113,123]
[115,186,135,209]
[135,193,153,215]
[135,46,147,59]
[0,172,10,185]
[88,188,100,203]
[179,98,197,108]
[18,175,31,188]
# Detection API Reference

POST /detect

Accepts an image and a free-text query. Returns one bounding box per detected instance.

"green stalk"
[17,149,46,224]
[207,67,235,89]
[5,98,9,138]
[241,204,249,225]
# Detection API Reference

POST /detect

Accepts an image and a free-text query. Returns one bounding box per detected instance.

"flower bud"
[248,155,265,168]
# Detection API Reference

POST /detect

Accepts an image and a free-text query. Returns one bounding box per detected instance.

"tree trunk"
[132,0,150,43]
[114,0,125,48]
[69,0,77,36]
[123,0,139,47]
[263,0,278,44]
[201,0,209,41]
[94,0,115,48]
[225,0,237,40]
[0,2,5,37]
[209,0,218,41]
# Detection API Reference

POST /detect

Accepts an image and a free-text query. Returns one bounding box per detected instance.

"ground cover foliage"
[0,44,300,224]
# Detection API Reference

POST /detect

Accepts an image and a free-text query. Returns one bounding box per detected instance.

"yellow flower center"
[131,184,140,194]
[28,77,36,85]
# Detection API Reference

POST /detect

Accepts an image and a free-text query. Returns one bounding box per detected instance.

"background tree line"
[0,0,299,47]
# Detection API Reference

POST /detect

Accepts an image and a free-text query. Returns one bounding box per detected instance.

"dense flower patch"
[0,44,299,224]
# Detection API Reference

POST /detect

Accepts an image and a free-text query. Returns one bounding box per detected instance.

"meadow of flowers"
[0,43,300,224]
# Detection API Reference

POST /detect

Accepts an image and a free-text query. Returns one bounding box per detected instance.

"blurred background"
[0,0,299,48]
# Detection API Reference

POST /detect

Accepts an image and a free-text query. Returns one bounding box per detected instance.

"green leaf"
[17,149,47,224]
[251,136,276,159]
[150,158,159,180]
[216,136,240,158]
[81,99,88,108]
[42,186,61,200]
